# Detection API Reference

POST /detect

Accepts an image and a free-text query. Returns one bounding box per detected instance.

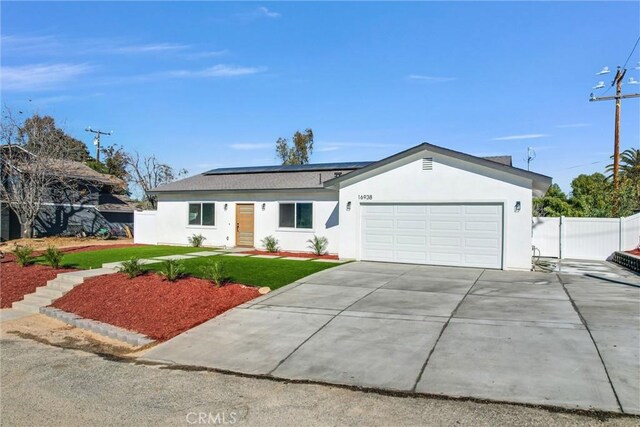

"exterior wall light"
[514,201,521,212]
[262,203,266,211]
[224,203,228,211]
[346,201,352,211]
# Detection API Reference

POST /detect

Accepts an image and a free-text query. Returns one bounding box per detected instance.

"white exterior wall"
[154,190,340,254]
[337,153,534,270]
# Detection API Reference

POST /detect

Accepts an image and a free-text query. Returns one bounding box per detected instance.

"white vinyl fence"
[133,210,157,245]
[532,213,640,260]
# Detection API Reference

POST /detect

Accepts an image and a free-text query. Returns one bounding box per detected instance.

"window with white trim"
[188,203,215,226]
[279,202,312,229]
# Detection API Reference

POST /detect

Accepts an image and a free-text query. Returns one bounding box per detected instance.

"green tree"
[533,184,575,217]
[275,128,314,165]
[19,114,90,162]
[569,173,612,217]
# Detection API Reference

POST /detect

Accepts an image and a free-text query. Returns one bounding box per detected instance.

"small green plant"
[261,235,279,253]
[188,233,206,248]
[43,246,64,269]
[118,258,146,279]
[307,235,329,256]
[201,261,228,287]
[11,245,34,267]
[157,259,185,282]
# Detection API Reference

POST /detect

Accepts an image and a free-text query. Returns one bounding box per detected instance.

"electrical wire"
[599,35,640,96]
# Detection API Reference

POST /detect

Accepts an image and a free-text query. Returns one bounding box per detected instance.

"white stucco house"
[141,143,551,270]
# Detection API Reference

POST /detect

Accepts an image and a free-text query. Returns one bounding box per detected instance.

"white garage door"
[361,203,503,269]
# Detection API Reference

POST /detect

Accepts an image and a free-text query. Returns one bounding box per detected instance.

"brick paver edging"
[40,306,155,347]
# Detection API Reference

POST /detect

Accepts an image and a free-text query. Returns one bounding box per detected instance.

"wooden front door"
[235,204,255,247]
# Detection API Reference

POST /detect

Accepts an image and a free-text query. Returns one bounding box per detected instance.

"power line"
[621,35,640,70]
[588,37,640,216]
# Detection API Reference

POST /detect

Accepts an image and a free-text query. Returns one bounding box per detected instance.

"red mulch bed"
[52,273,261,341]
[627,248,640,256]
[242,249,339,260]
[1,263,74,308]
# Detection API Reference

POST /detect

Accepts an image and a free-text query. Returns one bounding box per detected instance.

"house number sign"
[358,194,373,200]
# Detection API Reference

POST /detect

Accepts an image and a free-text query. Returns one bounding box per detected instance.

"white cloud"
[1,63,92,91]
[491,134,548,141]
[168,64,267,78]
[230,143,272,150]
[257,6,281,18]
[408,74,456,83]
[109,43,189,54]
[554,123,591,128]
[185,50,229,60]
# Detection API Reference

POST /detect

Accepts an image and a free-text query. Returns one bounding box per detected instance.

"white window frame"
[187,202,216,228]
[277,202,314,231]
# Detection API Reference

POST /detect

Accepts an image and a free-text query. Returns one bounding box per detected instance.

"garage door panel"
[396,205,427,215]
[465,237,500,249]
[464,205,501,215]
[429,205,463,215]
[396,219,426,230]
[464,221,500,232]
[396,235,427,245]
[430,221,463,231]
[361,203,503,269]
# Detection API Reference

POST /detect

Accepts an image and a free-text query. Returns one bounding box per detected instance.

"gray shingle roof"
[151,168,361,193]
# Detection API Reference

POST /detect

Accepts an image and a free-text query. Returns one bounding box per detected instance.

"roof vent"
[334,172,343,178]
[422,158,433,171]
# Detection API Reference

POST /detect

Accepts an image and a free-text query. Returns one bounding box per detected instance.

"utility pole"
[525,146,536,171]
[590,66,640,216]
[85,127,112,162]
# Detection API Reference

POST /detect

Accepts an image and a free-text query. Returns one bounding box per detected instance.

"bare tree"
[125,151,187,209]
[1,108,77,238]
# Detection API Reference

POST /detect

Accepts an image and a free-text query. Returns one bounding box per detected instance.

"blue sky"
[2,1,639,191]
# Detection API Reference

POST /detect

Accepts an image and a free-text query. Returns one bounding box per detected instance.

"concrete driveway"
[143,262,640,414]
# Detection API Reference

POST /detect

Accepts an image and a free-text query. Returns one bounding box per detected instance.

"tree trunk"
[21,221,33,239]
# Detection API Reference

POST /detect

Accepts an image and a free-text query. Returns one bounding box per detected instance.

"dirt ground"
[0,314,144,357]
[0,237,133,252]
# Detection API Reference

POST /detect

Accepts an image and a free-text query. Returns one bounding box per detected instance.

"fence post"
[619,216,623,251]
[559,216,564,259]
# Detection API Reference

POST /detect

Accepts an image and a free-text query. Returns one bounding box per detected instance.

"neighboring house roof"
[483,155,513,167]
[48,158,125,188]
[1,144,125,188]
[96,194,136,213]
[323,143,552,196]
[150,143,548,194]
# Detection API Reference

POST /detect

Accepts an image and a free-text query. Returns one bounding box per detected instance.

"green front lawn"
[147,255,339,289]
[45,245,215,270]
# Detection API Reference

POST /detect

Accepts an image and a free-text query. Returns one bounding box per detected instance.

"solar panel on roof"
[203,161,373,175]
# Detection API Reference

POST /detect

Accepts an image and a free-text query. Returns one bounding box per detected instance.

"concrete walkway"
[143,261,640,415]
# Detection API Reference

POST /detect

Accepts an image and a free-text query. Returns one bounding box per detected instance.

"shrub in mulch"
[242,249,339,260]
[51,273,261,341]
[0,262,74,308]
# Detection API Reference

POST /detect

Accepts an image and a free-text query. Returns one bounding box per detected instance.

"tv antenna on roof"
[525,147,536,171]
